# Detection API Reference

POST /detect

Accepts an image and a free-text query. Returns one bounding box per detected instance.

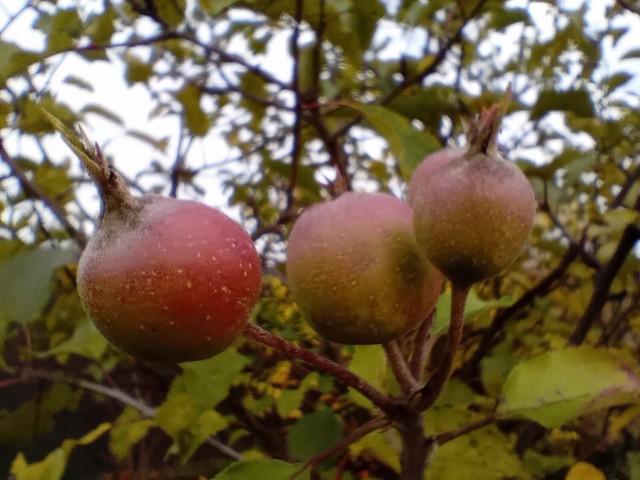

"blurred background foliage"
[0,0,639,479]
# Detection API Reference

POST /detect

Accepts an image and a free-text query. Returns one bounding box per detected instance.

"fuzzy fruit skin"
[286,192,443,344]
[77,195,261,362]
[410,153,536,288]
[407,147,465,205]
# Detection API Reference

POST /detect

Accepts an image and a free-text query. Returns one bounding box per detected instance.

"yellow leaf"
[565,461,605,480]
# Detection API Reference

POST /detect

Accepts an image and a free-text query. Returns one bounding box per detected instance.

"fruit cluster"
[73,102,535,362]
[288,104,535,344]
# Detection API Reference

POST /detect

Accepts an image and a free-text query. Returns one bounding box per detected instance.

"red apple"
[78,194,262,363]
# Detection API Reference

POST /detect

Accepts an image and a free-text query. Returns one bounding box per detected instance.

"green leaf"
[0,40,42,85]
[424,425,532,480]
[200,0,238,16]
[487,6,529,30]
[607,72,632,92]
[0,247,78,324]
[156,350,249,459]
[10,422,111,480]
[212,458,309,480]
[522,449,573,479]
[498,347,640,427]
[125,55,154,84]
[621,48,640,60]
[288,409,343,462]
[110,407,156,460]
[275,388,305,418]
[276,372,320,418]
[0,384,82,444]
[177,349,250,408]
[81,103,124,125]
[347,345,388,409]
[522,148,593,181]
[422,379,482,438]
[156,392,228,462]
[481,342,519,397]
[432,290,515,335]
[21,96,76,134]
[628,451,640,480]
[166,409,228,462]
[63,74,94,91]
[154,0,186,27]
[339,101,441,178]
[350,428,401,471]
[38,320,108,360]
[156,392,198,439]
[126,129,170,153]
[348,0,386,58]
[33,164,73,200]
[84,8,116,43]
[35,9,83,54]
[387,86,458,131]
[176,84,209,136]
[530,88,595,120]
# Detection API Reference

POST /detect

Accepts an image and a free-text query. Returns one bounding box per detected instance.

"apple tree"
[1,1,640,479]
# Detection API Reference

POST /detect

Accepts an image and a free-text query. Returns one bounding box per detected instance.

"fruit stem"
[243,323,404,416]
[408,311,436,381]
[383,341,419,395]
[465,84,511,159]
[413,285,469,411]
[466,104,501,157]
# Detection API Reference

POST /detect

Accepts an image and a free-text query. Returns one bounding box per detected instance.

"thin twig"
[409,312,436,381]
[20,367,244,460]
[569,223,640,345]
[429,413,497,445]
[383,341,419,396]
[243,323,403,416]
[611,162,640,208]
[460,245,579,380]
[332,0,489,141]
[285,0,304,212]
[168,116,188,198]
[0,137,87,247]
[74,31,290,90]
[617,0,640,15]
[298,415,389,474]
[23,367,155,416]
[539,194,600,269]
[414,286,469,411]
[598,290,640,346]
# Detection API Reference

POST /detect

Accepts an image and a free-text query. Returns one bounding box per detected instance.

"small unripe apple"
[407,147,465,205]
[286,192,443,344]
[76,155,261,362]
[410,105,536,288]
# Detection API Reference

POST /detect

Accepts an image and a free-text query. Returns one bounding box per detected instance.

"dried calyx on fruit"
[409,102,536,288]
[50,116,262,362]
[287,192,443,345]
